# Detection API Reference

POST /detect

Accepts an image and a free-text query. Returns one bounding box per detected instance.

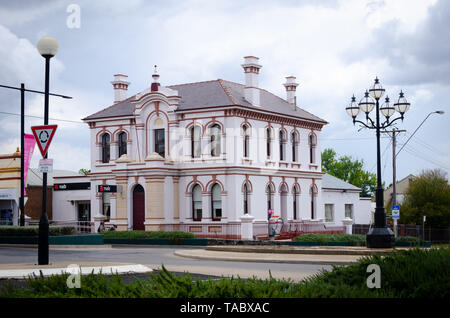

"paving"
[0,244,402,280]
[0,262,152,279]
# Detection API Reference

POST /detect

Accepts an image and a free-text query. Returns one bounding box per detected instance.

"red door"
[133,185,145,230]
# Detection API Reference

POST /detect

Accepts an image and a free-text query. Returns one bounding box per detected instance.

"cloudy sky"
[0,0,449,185]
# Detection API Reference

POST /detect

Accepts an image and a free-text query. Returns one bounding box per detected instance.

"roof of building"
[322,173,361,191]
[83,79,327,124]
[26,169,82,187]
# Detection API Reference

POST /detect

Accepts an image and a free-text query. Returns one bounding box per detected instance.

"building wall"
[24,186,53,220]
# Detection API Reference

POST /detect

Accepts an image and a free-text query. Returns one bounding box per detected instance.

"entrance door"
[77,202,91,221]
[133,185,145,230]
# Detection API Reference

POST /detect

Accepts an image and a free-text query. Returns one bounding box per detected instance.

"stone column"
[240,214,255,240]
[342,217,353,235]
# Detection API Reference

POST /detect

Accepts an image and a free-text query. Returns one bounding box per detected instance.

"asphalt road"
[0,246,333,282]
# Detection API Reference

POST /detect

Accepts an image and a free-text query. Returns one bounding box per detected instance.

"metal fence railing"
[160,222,242,239]
[353,224,450,243]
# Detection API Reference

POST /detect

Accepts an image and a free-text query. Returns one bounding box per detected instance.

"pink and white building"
[60,56,372,238]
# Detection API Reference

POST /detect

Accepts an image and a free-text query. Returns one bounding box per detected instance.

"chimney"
[283,76,299,108]
[241,56,262,106]
[111,74,130,104]
[151,65,160,92]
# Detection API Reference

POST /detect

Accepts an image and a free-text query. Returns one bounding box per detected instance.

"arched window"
[242,125,250,158]
[191,126,201,158]
[101,133,110,163]
[309,134,316,164]
[243,183,249,214]
[292,132,298,162]
[154,128,165,157]
[118,131,127,158]
[279,130,286,161]
[211,183,222,221]
[293,185,299,220]
[267,184,274,219]
[266,128,272,158]
[192,184,202,221]
[210,124,221,157]
[310,185,318,219]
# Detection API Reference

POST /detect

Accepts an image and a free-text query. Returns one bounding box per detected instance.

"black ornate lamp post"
[346,77,410,248]
[36,36,59,265]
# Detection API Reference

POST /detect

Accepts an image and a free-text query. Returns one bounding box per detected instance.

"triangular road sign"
[31,125,57,158]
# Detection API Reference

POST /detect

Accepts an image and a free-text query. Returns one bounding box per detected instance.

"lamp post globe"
[346,77,410,248]
[37,37,58,58]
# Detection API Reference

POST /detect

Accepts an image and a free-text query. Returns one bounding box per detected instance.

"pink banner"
[24,134,36,196]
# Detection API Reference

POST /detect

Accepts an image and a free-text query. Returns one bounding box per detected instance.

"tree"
[322,148,378,197]
[400,169,450,227]
[79,168,90,176]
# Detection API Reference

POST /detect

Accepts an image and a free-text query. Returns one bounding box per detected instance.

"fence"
[160,222,242,239]
[26,220,96,234]
[353,224,450,243]
[253,221,346,240]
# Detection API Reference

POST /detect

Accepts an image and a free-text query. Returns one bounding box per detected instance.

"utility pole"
[382,129,406,238]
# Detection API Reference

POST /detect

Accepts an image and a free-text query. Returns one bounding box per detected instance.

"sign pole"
[38,56,50,265]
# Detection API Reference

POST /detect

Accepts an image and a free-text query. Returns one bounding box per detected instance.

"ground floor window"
[345,204,354,219]
[325,204,334,222]
[192,184,202,221]
[211,183,222,221]
[77,202,91,221]
[103,193,111,221]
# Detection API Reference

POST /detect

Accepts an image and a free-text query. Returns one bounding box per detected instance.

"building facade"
[69,56,370,237]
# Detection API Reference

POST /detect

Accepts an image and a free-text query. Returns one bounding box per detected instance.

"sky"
[0,0,449,186]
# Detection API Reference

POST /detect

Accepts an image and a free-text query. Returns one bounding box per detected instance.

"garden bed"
[1,247,448,298]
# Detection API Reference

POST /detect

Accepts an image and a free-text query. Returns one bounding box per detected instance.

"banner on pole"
[23,134,36,196]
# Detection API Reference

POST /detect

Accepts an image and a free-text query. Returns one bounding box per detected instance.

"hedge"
[1,247,449,298]
[293,234,425,246]
[0,226,76,237]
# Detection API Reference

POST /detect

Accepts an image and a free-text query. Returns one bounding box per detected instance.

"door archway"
[133,185,145,230]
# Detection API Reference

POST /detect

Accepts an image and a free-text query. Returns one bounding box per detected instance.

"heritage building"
[75,56,369,237]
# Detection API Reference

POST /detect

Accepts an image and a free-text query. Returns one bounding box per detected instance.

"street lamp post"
[346,77,410,248]
[37,36,59,265]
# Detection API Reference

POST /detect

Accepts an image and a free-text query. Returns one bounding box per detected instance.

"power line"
[0,111,84,124]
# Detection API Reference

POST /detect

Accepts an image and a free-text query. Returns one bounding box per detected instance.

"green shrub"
[0,226,76,237]
[2,248,448,298]
[293,234,366,245]
[293,233,426,246]
[102,230,195,242]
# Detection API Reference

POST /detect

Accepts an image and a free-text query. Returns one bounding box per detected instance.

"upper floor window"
[309,134,317,164]
[101,133,110,163]
[211,183,222,221]
[118,131,127,158]
[242,125,250,158]
[291,132,298,162]
[279,130,286,161]
[154,129,165,158]
[266,128,272,158]
[210,124,221,157]
[191,126,202,158]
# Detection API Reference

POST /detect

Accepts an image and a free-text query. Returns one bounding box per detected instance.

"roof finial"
[151,64,160,91]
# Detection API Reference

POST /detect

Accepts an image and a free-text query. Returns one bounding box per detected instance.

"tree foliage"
[400,169,450,227]
[321,148,377,197]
